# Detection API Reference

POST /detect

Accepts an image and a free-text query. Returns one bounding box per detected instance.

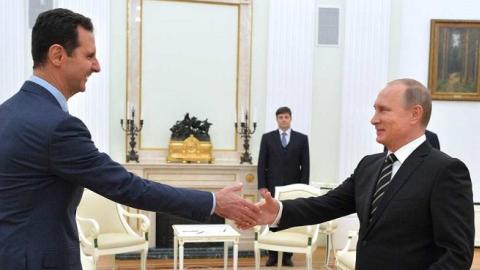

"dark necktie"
[369,153,397,222]
[281,132,288,147]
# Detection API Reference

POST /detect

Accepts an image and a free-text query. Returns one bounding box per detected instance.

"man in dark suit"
[0,9,259,270]
[252,79,474,269]
[257,106,309,266]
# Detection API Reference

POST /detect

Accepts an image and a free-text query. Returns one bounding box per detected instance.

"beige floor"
[97,247,480,270]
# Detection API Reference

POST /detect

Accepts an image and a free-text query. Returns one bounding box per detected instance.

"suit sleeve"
[278,156,364,228]
[428,158,474,270]
[257,134,268,190]
[48,117,213,221]
[300,135,309,184]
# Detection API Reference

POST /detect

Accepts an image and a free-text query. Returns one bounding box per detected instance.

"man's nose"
[92,59,101,73]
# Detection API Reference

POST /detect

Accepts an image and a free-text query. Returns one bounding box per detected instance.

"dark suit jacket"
[257,130,309,195]
[0,81,213,270]
[279,142,474,270]
[425,130,440,150]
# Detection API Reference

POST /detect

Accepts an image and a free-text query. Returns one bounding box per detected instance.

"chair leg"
[330,233,336,261]
[324,235,331,265]
[112,255,116,270]
[277,252,283,270]
[306,252,312,270]
[254,246,260,270]
[140,249,147,270]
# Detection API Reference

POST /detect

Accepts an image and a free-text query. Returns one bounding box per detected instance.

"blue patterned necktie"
[281,132,288,147]
[369,153,397,222]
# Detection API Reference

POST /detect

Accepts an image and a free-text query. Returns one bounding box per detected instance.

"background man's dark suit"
[425,130,440,149]
[279,142,474,269]
[0,82,213,270]
[257,130,310,195]
[384,130,440,151]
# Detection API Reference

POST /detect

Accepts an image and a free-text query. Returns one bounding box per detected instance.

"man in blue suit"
[0,9,259,270]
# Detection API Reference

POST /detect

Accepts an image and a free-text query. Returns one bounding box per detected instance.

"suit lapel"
[361,156,386,226]
[273,130,284,151]
[363,142,431,238]
[286,130,296,150]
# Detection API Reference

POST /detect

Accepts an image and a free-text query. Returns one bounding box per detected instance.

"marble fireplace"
[123,162,258,251]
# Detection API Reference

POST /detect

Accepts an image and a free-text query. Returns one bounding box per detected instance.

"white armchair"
[254,184,324,270]
[76,189,150,270]
[335,230,358,270]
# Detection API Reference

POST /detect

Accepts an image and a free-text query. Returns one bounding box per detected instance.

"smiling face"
[370,82,424,152]
[61,26,101,97]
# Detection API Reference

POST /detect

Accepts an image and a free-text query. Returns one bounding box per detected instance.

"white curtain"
[264,0,315,135]
[337,0,391,179]
[55,0,111,154]
[0,1,27,102]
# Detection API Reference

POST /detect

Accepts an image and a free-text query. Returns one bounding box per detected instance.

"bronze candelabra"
[121,107,144,162]
[235,111,257,164]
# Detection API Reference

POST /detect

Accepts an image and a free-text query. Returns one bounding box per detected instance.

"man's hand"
[257,189,280,225]
[235,189,280,230]
[258,188,268,194]
[214,182,260,226]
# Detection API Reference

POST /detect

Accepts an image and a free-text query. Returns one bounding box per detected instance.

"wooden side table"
[172,224,240,270]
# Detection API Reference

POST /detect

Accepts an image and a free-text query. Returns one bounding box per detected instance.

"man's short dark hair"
[276,106,291,117]
[388,78,432,127]
[32,8,93,68]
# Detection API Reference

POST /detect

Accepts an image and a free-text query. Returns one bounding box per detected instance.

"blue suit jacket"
[0,81,213,269]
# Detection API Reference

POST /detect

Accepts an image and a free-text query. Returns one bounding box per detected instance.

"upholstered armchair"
[76,189,150,270]
[254,184,325,270]
[335,230,358,270]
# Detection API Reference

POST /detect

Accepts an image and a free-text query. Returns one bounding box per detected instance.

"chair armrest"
[120,209,151,232]
[76,215,100,247]
[117,204,151,238]
[254,225,270,240]
[337,230,358,256]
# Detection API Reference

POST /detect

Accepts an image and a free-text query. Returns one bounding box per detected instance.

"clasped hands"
[214,183,279,229]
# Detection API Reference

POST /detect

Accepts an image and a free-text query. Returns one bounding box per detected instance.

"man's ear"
[410,105,423,124]
[48,44,65,67]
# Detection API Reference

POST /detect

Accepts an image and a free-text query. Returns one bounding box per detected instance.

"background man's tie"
[369,153,397,222]
[281,132,288,147]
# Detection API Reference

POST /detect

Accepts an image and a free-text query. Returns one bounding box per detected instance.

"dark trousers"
[268,228,292,260]
[268,251,292,260]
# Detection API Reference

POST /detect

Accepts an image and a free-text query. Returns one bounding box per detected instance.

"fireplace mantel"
[124,162,258,250]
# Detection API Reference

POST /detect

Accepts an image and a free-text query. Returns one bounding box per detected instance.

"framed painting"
[428,20,480,101]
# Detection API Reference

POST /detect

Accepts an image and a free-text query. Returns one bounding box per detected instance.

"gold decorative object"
[167,135,213,163]
[245,173,255,183]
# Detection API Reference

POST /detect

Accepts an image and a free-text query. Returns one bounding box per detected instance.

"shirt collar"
[388,134,426,164]
[278,128,291,136]
[29,75,69,112]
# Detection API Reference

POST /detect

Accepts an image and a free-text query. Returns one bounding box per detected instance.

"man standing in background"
[257,106,310,267]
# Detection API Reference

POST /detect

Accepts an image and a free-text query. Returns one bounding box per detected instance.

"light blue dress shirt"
[29,75,69,112]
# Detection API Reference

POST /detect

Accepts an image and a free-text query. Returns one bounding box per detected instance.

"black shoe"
[265,256,278,266]
[282,257,294,267]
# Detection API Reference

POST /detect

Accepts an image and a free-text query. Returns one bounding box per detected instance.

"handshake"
[213,183,279,229]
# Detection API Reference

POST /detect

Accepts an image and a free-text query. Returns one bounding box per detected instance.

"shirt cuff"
[269,200,283,228]
[210,192,216,215]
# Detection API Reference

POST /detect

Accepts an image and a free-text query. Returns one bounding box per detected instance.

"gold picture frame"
[428,19,480,101]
